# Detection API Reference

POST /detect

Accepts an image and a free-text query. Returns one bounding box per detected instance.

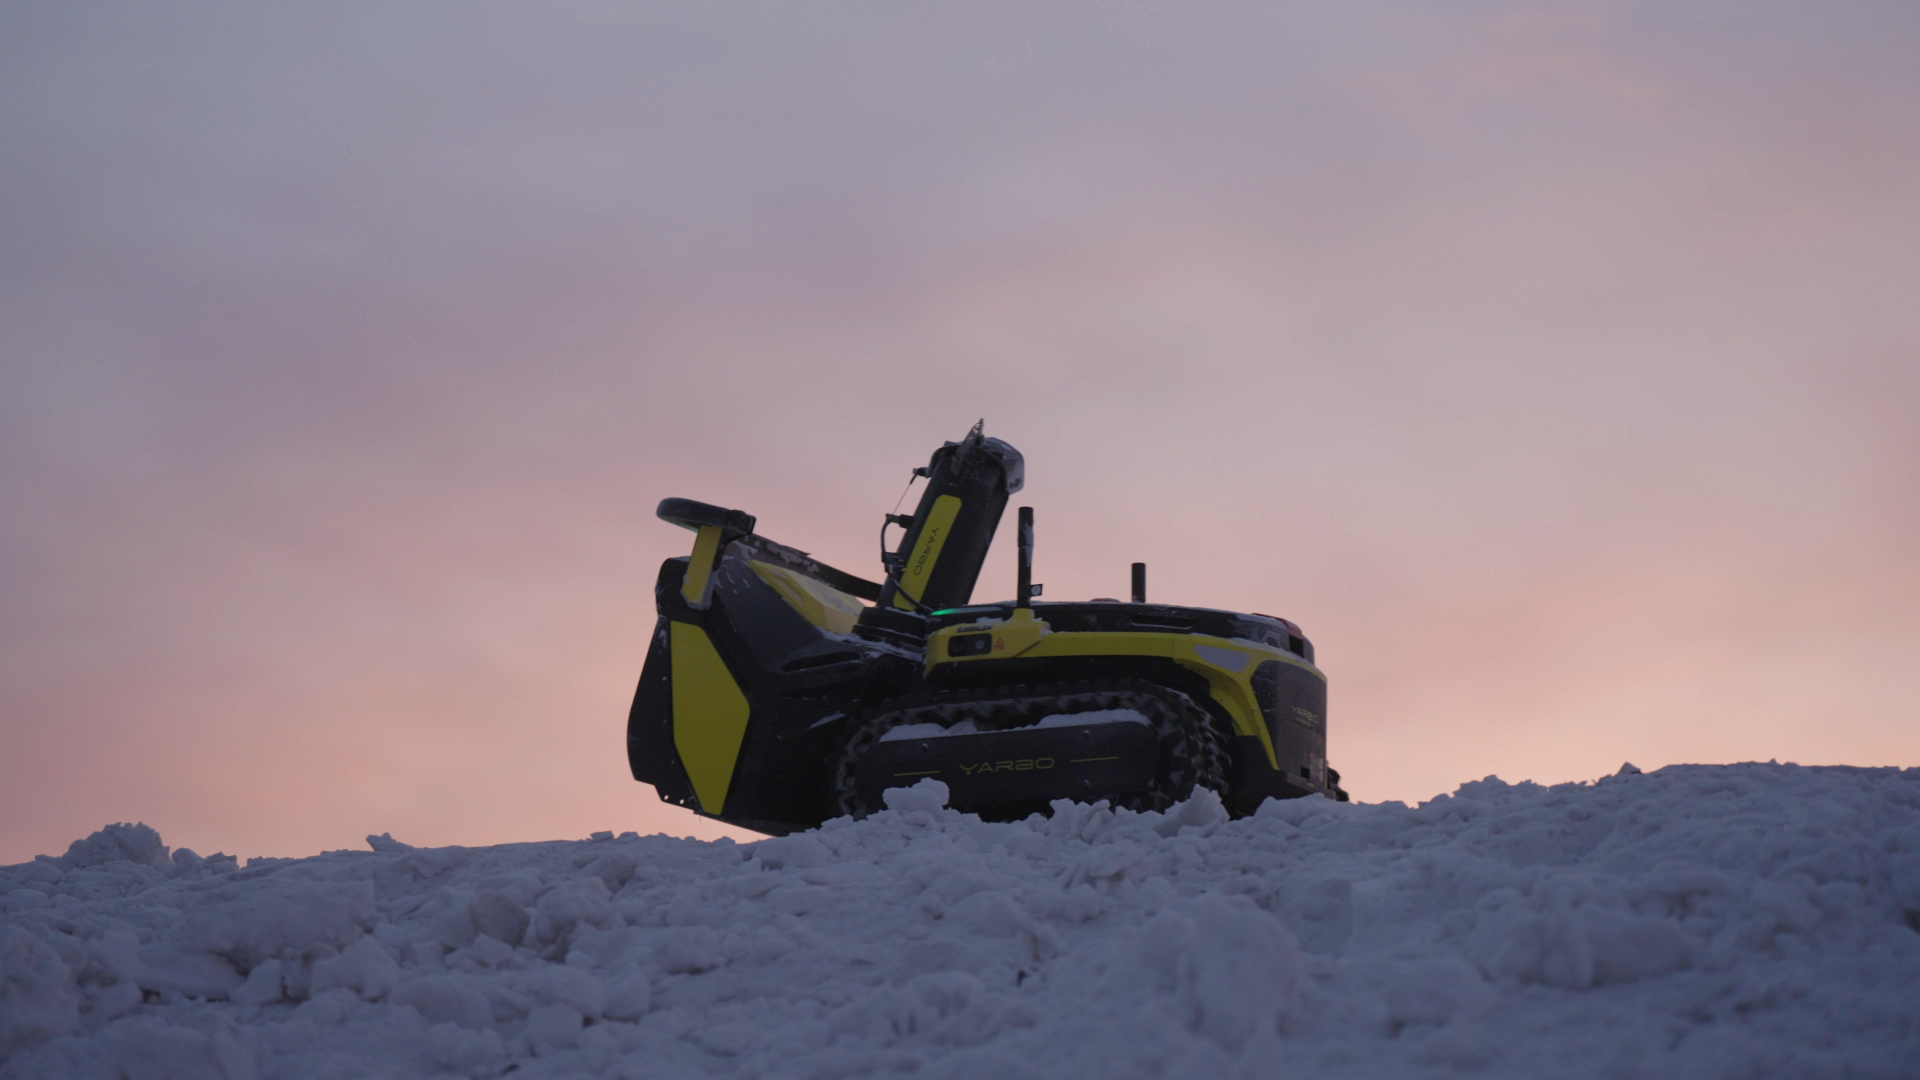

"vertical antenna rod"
[1131,562,1147,604]
[1016,507,1034,610]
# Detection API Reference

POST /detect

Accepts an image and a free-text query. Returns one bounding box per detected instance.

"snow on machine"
[627,422,1344,835]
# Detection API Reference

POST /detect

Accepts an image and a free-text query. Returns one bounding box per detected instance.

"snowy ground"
[4,763,1918,1079]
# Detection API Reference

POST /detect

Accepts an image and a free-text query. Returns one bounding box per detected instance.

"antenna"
[1016,506,1034,611]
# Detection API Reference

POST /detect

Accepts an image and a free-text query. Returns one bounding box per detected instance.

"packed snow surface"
[5,764,1919,1079]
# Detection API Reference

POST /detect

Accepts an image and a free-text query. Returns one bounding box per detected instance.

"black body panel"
[625,608,689,801]
[856,722,1160,812]
[869,432,1024,616]
[627,550,919,834]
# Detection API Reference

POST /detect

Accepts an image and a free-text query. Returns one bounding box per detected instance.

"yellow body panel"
[680,525,725,609]
[749,561,865,634]
[998,608,1052,653]
[925,623,1325,771]
[1171,660,1268,764]
[893,495,963,610]
[668,621,751,815]
[1024,631,1174,660]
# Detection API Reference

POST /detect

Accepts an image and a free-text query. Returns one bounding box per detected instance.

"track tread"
[834,678,1227,819]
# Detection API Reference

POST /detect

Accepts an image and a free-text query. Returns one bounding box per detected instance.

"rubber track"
[834,678,1228,819]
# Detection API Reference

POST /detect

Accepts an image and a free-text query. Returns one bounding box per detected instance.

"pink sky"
[3,3,1916,863]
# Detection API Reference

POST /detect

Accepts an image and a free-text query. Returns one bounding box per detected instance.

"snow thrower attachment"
[628,422,1344,835]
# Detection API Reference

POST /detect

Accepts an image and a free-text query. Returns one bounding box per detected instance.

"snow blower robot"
[627,423,1344,835]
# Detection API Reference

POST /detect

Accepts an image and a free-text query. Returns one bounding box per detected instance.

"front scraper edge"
[627,422,1345,835]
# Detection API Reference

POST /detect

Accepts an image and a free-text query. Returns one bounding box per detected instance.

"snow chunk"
[1154,786,1229,835]
[751,833,833,870]
[59,822,170,870]
[878,709,1148,742]
[105,1020,225,1079]
[1172,895,1302,1052]
[1033,708,1148,730]
[391,974,492,1029]
[880,719,984,742]
[531,878,611,948]
[183,879,375,969]
[1,926,77,1056]
[520,964,606,1019]
[1382,956,1494,1028]
[310,936,400,1000]
[426,1022,503,1076]
[134,944,244,999]
[602,971,652,1020]
[659,925,724,974]
[526,1002,583,1052]
[231,959,284,1007]
[468,889,529,947]
[883,777,951,817]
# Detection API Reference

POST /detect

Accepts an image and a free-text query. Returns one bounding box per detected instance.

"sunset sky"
[3,2,1916,864]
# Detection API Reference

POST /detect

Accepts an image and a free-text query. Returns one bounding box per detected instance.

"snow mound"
[4,764,1919,1078]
